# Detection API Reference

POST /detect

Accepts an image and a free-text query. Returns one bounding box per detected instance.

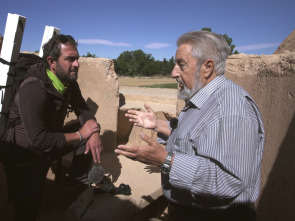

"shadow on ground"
[0,163,87,221]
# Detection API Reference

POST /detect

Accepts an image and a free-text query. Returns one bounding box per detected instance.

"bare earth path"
[118,77,178,115]
[118,76,176,87]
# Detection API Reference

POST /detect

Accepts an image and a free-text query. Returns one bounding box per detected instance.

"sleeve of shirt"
[157,120,172,145]
[18,79,66,151]
[169,114,261,203]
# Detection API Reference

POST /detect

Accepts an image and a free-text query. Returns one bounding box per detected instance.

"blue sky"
[1,0,294,61]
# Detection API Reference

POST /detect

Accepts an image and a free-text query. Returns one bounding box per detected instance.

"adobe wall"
[274,29,295,54]
[224,52,295,221]
[64,57,119,152]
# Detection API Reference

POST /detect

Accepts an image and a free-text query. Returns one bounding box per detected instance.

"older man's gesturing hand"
[115,133,167,166]
[125,103,157,129]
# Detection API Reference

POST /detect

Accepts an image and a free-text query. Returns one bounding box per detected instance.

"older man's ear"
[201,59,216,84]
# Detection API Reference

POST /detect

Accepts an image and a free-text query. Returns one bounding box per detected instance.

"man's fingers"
[86,142,98,163]
[115,145,137,159]
[116,145,136,153]
[125,113,139,122]
[129,118,140,125]
[84,143,90,154]
[130,114,138,120]
[144,103,154,113]
[126,109,138,116]
[85,143,98,163]
[125,113,132,118]
[90,147,98,163]
[140,133,153,145]
[117,145,129,151]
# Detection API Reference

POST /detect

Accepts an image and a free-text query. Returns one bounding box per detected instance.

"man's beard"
[55,62,78,83]
[177,68,204,101]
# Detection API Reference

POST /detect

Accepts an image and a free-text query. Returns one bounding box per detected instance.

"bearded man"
[115,31,265,221]
[3,34,102,221]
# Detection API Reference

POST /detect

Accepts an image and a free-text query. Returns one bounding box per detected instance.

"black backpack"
[0,53,44,161]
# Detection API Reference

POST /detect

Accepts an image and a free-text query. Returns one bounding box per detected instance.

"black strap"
[55,157,63,184]
[0,83,13,90]
[0,57,17,66]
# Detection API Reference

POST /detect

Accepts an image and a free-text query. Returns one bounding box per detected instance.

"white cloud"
[144,42,171,49]
[236,42,280,51]
[78,39,131,47]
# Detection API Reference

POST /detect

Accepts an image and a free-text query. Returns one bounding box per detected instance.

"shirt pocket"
[172,133,196,155]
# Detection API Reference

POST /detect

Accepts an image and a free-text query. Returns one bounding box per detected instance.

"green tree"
[201,27,239,54]
[168,56,175,75]
[83,52,97,58]
[113,51,132,76]
[114,50,175,77]
[222,34,239,54]
[202,27,212,32]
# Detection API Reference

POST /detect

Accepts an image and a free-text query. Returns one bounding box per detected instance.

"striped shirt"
[161,75,265,209]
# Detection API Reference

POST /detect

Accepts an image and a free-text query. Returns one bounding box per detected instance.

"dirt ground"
[118,76,176,87]
[118,77,178,115]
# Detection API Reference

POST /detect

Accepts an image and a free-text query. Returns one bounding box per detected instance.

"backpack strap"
[0,57,17,66]
[0,58,16,90]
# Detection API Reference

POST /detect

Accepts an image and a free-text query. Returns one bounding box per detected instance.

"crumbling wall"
[64,57,119,152]
[225,52,295,221]
[274,29,295,54]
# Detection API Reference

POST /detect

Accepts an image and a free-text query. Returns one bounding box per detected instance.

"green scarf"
[46,69,67,95]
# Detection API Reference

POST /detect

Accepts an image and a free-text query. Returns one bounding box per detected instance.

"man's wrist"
[160,151,174,174]
[75,131,83,141]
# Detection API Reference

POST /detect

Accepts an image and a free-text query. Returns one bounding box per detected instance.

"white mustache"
[176,79,184,84]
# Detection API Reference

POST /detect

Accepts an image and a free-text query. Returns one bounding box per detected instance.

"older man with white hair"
[115,30,265,221]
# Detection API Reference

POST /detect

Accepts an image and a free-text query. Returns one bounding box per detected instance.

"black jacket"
[5,62,95,153]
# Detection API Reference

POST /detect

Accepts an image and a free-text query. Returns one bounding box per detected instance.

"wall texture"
[274,29,295,54]
[225,52,295,221]
[64,57,119,152]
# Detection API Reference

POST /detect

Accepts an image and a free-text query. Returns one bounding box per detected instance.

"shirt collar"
[189,75,227,109]
[46,69,67,95]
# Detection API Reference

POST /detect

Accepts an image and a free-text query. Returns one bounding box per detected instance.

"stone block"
[64,57,119,152]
